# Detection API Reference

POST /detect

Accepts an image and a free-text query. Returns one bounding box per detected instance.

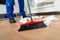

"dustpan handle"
[27,0,33,20]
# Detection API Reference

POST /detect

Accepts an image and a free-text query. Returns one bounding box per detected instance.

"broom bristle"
[18,21,47,31]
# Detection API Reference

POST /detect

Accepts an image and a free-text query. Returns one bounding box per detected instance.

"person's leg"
[6,0,14,19]
[18,0,26,18]
[6,0,16,23]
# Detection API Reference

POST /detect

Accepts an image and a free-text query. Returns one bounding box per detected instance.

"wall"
[0,0,19,14]
[0,0,60,14]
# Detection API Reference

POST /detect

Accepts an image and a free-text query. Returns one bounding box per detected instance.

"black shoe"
[23,16,27,18]
[9,19,16,23]
[23,16,30,18]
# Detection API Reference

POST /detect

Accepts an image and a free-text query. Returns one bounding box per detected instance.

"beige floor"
[0,15,60,40]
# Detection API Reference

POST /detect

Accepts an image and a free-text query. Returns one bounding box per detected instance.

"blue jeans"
[6,0,26,19]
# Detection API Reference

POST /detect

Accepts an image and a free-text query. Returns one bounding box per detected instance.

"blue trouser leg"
[6,0,14,19]
[18,0,26,17]
[6,0,26,19]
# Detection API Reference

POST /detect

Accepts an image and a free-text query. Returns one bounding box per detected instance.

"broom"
[18,0,47,31]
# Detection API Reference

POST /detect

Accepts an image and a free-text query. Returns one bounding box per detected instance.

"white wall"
[26,0,56,13]
[0,0,60,14]
[0,0,19,14]
[54,0,60,11]
[0,4,6,14]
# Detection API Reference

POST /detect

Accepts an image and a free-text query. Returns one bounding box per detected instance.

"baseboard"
[0,12,60,19]
[0,13,19,19]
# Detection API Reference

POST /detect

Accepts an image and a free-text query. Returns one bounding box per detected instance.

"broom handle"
[27,0,33,20]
